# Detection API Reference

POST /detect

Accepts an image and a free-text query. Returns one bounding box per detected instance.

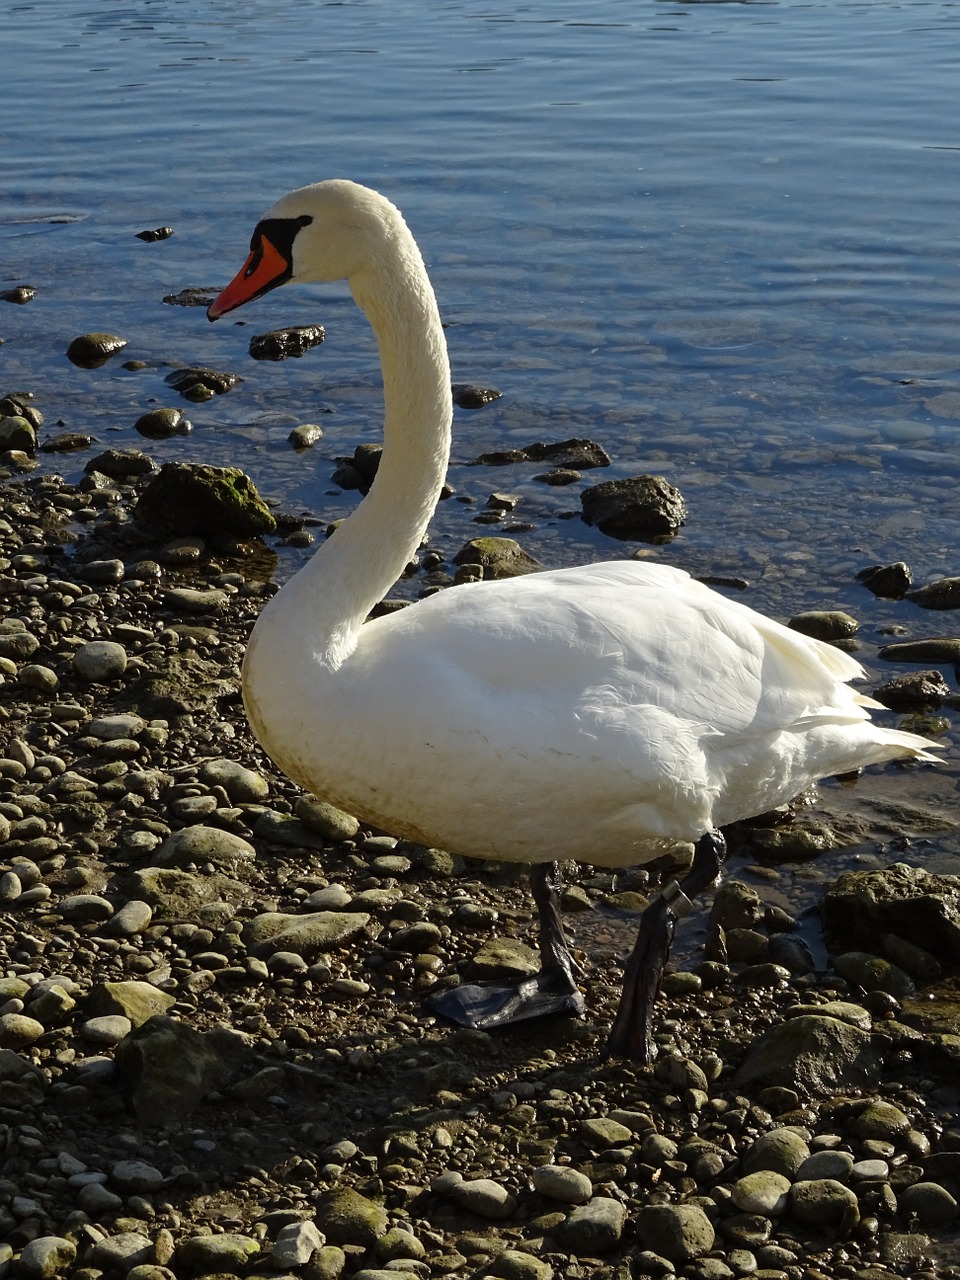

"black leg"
[604,829,727,1063]
[425,861,585,1031]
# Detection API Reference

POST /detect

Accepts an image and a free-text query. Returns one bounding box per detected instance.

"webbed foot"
[426,969,585,1030]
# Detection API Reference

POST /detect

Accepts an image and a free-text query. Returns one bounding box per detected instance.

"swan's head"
[207,179,398,321]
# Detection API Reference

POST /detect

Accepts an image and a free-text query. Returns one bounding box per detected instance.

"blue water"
[2,1,960,850]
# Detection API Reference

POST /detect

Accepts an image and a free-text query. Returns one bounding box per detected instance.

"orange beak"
[207,233,290,321]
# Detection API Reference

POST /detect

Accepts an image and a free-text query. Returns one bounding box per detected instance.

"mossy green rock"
[316,1188,389,1246]
[453,536,542,578]
[134,461,276,538]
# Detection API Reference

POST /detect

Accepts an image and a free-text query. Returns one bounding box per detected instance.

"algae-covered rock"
[134,461,276,538]
[453,536,542,578]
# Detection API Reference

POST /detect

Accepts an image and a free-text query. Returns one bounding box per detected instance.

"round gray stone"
[73,640,128,681]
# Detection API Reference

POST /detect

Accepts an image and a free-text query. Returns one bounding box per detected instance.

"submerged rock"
[580,474,685,540]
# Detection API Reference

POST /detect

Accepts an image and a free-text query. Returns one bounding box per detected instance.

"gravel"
[0,469,959,1280]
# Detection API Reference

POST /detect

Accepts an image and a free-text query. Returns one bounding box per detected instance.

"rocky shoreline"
[0,461,959,1280]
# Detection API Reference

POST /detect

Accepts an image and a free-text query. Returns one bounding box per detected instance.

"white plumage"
[209,179,936,1059]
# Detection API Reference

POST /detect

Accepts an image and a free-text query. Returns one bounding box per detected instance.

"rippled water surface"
[3,0,960,864]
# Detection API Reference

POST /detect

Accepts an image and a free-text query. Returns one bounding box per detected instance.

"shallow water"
[3,0,960,869]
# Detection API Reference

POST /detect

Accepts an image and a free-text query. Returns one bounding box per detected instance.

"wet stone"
[165,364,242,399]
[832,950,914,996]
[580,473,685,541]
[787,609,859,641]
[135,407,188,439]
[873,669,951,711]
[907,575,960,609]
[900,1181,958,1225]
[249,324,325,360]
[66,332,128,367]
[858,561,912,598]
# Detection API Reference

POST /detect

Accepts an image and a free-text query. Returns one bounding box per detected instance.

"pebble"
[531,1163,593,1204]
[900,1181,958,1225]
[16,1235,78,1278]
[0,1012,45,1047]
[173,1233,261,1272]
[73,639,128,680]
[271,1219,325,1265]
[450,1177,517,1220]
[731,1171,792,1217]
[796,1149,855,1182]
[111,1159,165,1192]
[559,1196,628,1253]
[789,1178,860,1226]
[81,1014,132,1044]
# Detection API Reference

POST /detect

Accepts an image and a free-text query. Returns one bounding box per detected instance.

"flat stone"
[81,1014,132,1045]
[487,1249,554,1280]
[89,1231,153,1272]
[579,1117,634,1148]
[110,899,154,936]
[734,1014,882,1094]
[796,1149,855,1182]
[295,794,360,840]
[110,1159,165,1193]
[242,910,371,957]
[199,757,270,803]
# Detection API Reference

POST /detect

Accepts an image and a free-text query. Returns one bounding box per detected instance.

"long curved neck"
[287,222,452,667]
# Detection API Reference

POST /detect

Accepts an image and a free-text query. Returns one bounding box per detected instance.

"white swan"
[208,179,937,1061]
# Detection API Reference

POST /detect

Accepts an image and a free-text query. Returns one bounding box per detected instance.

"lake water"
[3,0,960,866]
